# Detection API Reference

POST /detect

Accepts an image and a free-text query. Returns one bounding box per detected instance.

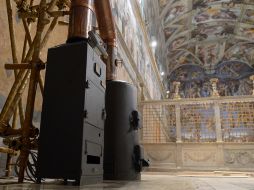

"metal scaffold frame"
[1,0,70,182]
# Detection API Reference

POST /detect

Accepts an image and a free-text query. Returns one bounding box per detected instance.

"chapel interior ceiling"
[159,0,254,97]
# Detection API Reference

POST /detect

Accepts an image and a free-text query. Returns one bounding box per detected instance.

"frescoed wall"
[111,0,164,99]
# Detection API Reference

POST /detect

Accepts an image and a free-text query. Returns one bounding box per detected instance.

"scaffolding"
[0,0,70,182]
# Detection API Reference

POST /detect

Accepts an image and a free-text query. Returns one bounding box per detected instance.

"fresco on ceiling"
[168,51,199,72]
[159,0,168,9]
[160,0,254,99]
[193,0,243,9]
[164,27,178,40]
[242,9,254,24]
[169,36,188,51]
[168,52,184,71]
[237,6,254,40]
[224,43,254,64]
[159,0,179,10]
[246,0,254,5]
[195,43,220,66]
[238,24,254,40]
[164,4,186,24]
[205,44,219,66]
[193,5,241,23]
[224,38,242,50]
[191,22,234,40]
[176,52,196,65]
[196,45,207,64]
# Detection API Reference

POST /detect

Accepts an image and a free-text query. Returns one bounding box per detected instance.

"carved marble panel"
[224,149,254,167]
[147,150,175,163]
[144,144,176,165]
[182,149,217,166]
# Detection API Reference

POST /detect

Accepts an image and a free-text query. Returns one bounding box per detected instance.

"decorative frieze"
[182,150,217,166]
[224,150,254,166]
[147,150,174,162]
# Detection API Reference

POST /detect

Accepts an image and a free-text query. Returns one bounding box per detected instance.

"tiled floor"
[0,173,254,190]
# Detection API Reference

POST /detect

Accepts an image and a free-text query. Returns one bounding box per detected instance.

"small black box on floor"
[36,42,105,185]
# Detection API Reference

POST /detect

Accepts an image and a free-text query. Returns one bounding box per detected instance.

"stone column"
[214,102,224,167]
[173,81,181,99]
[175,104,183,168]
[175,104,182,143]
[176,142,183,169]
[139,83,145,101]
[249,75,254,95]
[210,78,220,97]
[214,102,222,142]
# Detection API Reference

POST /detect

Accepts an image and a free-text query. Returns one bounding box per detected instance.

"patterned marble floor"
[0,173,254,190]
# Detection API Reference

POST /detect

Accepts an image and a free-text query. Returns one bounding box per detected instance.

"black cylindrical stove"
[104,80,144,180]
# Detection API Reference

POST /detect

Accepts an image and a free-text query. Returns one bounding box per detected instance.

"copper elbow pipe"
[68,0,117,79]
[94,0,116,47]
[67,0,96,41]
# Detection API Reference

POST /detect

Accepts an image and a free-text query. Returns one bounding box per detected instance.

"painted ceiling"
[159,0,254,97]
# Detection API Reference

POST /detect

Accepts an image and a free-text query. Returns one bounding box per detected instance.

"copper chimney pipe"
[94,0,116,47]
[67,0,96,41]
[94,0,117,80]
